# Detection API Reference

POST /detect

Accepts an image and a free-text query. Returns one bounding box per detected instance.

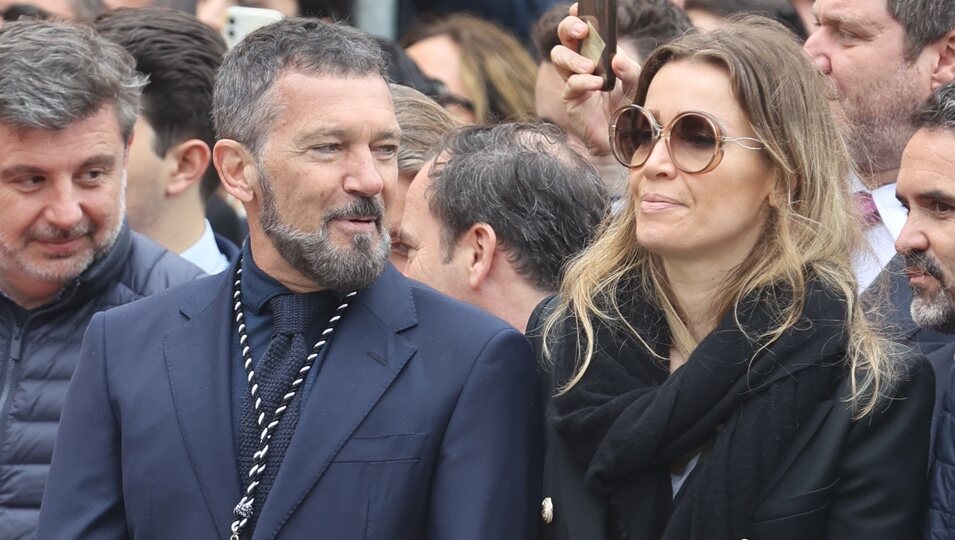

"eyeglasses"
[609,105,765,174]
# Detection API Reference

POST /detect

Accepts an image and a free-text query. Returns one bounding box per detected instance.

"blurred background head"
[402,12,538,124]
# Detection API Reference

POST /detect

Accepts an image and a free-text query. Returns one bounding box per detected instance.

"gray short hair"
[912,81,955,132]
[0,20,145,140]
[888,0,955,61]
[427,123,610,292]
[213,17,387,156]
[391,83,460,176]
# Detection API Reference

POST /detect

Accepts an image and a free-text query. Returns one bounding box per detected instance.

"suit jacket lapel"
[163,265,242,538]
[254,265,418,540]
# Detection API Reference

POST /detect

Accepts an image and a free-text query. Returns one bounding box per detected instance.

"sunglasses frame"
[609,104,765,174]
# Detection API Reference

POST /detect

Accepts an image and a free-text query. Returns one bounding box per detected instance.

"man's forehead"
[814,0,892,25]
[899,129,955,188]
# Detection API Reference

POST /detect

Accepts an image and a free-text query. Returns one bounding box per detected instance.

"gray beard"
[258,169,390,293]
[911,285,955,331]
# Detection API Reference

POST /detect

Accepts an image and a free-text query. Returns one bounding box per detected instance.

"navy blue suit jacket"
[37,262,542,539]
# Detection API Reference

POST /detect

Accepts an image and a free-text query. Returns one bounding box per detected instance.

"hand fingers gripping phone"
[578,0,617,91]
[222,6,284,49]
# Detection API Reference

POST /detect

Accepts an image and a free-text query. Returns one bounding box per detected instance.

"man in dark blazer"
[38,18,541,540]
[893,82,955,540]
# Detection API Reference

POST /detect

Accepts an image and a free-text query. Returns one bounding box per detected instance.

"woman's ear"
[767,170,788,210]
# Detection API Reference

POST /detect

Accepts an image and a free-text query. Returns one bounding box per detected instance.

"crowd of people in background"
[0,0,953,538]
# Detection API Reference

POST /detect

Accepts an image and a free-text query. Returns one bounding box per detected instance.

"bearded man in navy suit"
[38,18,541,540]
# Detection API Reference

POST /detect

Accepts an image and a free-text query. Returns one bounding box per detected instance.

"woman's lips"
[640,195,684,213]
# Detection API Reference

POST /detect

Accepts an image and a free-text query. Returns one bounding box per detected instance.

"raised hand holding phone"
[551,2,641,187]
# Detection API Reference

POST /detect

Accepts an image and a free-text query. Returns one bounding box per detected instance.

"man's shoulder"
[113,232,205,295]
[104,260,227,324]
[402,275,517,337]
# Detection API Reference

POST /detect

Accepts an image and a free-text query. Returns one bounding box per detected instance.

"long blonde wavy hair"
[543,16,903,418]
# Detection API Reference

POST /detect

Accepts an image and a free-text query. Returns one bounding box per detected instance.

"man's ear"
[459,223,498,290]
[164,139,211,198]
[930,30,955,89]
[213,139,257,203]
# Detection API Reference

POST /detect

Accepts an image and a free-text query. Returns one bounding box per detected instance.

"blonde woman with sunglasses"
[533,16,933,540]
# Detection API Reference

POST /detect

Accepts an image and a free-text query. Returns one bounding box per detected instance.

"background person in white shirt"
[96,7,238,274]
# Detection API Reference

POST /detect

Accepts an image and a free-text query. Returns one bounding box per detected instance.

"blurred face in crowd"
[804,0,932,180]
[628,61,775,268]
[405,35,476,123]
[399,158,468,298]
[0,106,127,307]
[247,71,398,291]
[895,128,955,332]
[387,170,416,271]
[0,0,73,18]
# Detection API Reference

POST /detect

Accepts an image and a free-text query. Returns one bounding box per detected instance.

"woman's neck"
[663,258,729,343]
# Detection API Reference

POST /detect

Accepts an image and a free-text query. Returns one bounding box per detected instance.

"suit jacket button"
[541,497,554,524]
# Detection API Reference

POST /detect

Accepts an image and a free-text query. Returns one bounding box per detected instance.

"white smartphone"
[222,6,284,49]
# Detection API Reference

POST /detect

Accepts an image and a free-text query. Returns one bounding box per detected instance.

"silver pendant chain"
[229,265,356,540]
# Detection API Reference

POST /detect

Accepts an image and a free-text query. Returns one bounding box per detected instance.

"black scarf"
[550,279,848,539]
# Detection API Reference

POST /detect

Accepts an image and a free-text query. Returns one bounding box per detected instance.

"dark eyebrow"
[0,164,44,181]
[83,154,117,170]
[916,189,955,204]
[0,154,116,180]
[375,129,402,142]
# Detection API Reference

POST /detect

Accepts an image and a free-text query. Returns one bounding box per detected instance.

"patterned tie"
[854,191,882,228]
[238,292,329,532]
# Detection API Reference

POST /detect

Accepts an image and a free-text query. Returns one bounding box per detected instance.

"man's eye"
[17,175,45,188]
[391,240,409,257]
[932,202,953,215]
[374,145,398,159]
[80,170,106,184]
[833,28,859,42]
[311,144,341,154]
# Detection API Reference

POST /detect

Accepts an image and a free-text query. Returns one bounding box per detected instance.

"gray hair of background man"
[213,17,387,157]
[391,83,460,177]
[891,0,955,60]
[427,123,610,291]
[911,80,955,130]
[0,19,144,141]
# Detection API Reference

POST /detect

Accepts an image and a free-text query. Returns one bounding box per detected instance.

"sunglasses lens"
[670,114,718,173]
[613,108,656,167]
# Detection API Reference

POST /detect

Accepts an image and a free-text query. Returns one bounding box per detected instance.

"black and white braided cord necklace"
[229,265,356,540]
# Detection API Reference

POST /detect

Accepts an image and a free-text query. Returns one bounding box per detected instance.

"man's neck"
[149,197,207,254]
[0,274,67,311]
[474,271,551,332]
[247,231,323,294]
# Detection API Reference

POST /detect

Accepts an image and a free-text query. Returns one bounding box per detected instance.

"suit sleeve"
[428,328,544,540]
[37,312,129,540]
[825,356,935,540]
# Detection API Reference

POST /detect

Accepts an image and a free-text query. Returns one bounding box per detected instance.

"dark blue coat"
[37,262,542,539]
[0,225,203,539]
[927,342,955,540]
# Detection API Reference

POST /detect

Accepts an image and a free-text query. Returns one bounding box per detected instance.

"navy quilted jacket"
[928,343,955,540]
[0,225,202,539]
